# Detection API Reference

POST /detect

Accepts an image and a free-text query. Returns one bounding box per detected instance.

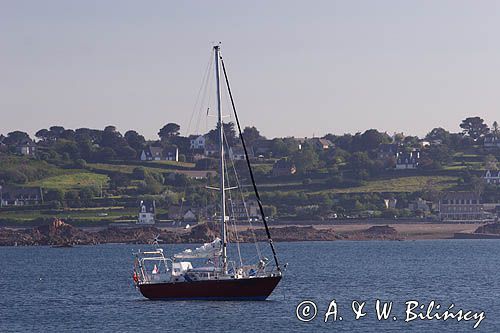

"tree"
[109,173,130,189]
[75,128,101,143]
[54,139,80,159]
[124,130,146,152]
[393,132,405,144]
[104,125,117,133]
[115,145,137,160]
[79,187,97,202]
[64,190,81,205]
[60,129,75,140]
[403,136,419,146]
[333,134,353,151]
[206,122,237,146]
[359,129,390,151]
[96,147,117,161]
[470,175,485,197]
[421,145,453,166]
[132,167,146,180]
[49,126,65,140]
[348,151,372,169]
[459,116,489,141]
[291,146,319,173]
[492,121,499,137]
[100,126,131,157]
[484,155,498,170]
[270,137,299,157]
[242,126,263,146]
[170,136,190,153]
[138,175,163,194]
[3,131,31,145]
[426,127,451,145]
[44,189,65,202]
[158,123,180,141]
[35,129,51,142]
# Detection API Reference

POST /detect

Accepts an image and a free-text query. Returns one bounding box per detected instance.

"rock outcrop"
[0,219,405,246]
[474,223,500,234]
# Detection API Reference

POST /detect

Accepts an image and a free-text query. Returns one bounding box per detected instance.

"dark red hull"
[138,276,281,301]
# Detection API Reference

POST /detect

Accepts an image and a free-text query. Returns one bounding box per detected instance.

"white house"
[140,146,178,162]
[0,186,43,207]
[408,198,431,212]
[189,135,206,150]
[395,150,420,169]
[484,135,500,149]
[164,146,179,161]
[183,209,197,222]
[384,198,397,209]
[168,205,199,222]
[16,140,37,157]
[484,170,500,185]
[137,200,155,224]
[140,146,164,161]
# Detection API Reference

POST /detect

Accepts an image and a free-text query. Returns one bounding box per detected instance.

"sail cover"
[174,238,222,259]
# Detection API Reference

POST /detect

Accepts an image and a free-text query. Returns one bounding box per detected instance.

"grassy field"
[0,207,135,221]
[25,171,109,189]
[87,161,199,176]
[0,205,173,223]
[147,160,195,168]
[319,175,458,194]
[87,163,160,175]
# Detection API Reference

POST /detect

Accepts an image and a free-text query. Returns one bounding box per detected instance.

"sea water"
[1,240,499,332]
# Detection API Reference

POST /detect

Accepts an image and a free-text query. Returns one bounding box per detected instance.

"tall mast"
[214,45,227,273]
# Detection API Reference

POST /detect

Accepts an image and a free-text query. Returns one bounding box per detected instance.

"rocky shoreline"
[454,223,500,239]
[0,219,406,246]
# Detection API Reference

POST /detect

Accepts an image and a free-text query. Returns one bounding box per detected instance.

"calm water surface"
[1,240,499,332]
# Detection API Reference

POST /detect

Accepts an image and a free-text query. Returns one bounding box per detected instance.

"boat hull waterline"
[138,276,281,301]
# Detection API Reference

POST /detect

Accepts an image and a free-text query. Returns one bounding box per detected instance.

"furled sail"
[174,238,222,259]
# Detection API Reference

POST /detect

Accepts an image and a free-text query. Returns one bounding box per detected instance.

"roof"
[484,135,500,144]
[0,187,42,201]
[485,170,500,177]
[315,138,333,147]
[441,192,480,201]
[143,146,177,158]
[139,200,155,213]
[164,146,178,154]
[147,146,163,158]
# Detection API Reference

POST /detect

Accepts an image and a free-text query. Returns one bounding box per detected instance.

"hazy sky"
[1,0,500,140]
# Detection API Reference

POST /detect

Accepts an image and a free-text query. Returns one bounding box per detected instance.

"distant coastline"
[1,219,496,246]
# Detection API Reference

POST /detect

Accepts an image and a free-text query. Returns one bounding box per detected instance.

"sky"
[1,0,500,140]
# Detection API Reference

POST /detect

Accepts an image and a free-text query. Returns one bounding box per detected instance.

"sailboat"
[132,45,282,300]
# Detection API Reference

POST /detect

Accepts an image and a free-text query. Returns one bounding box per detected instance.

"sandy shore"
[272,223,484,240]
[143,222,487,241]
